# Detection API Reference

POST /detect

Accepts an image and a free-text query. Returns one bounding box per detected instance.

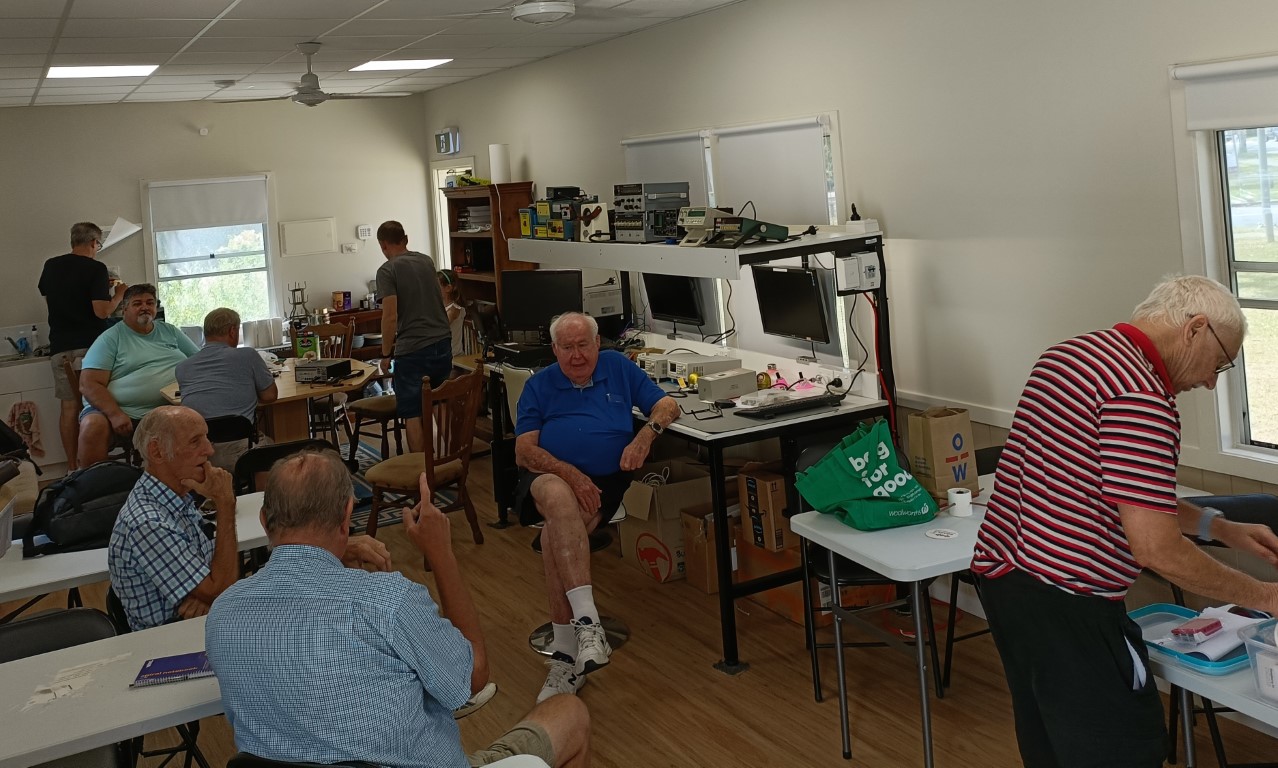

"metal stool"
[528,504,631,656]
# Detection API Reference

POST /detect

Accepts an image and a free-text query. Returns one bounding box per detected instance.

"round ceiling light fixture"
[511,1,576,24]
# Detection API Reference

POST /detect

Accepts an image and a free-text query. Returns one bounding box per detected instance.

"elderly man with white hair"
[514,312,680,703]
[971,275,1278,767]
[108,405,389,632]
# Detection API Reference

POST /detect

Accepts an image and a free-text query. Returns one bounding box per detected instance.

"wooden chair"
[63,359,139,466]
[363,366,485,543]
[288,322,354,445]
[346,366,404,463]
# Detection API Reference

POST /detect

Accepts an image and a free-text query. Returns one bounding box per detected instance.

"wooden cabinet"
[324,308,382,361]
[443,182,535,307]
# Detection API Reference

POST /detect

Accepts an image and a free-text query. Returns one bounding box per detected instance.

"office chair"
[797,441,944,703]
[1165,493,1278,768]
[203,415,259,472]
[0,608,130,768]
[938,444,1002,690]
[232,439,339,495]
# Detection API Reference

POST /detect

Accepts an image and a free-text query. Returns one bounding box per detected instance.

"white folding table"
[789,479,992,767]
[0,616,217,768]
[0,492,268,607]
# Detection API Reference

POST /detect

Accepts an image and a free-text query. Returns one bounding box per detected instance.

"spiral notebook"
[130,651,214,688]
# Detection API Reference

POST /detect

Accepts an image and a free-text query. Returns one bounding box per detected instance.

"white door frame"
[428,156,475,266]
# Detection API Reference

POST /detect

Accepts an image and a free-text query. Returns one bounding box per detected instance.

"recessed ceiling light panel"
[48,65,158,78]
[350,59,452,72]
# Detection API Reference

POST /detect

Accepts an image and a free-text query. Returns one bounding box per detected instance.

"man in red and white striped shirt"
[972,275,1278,768]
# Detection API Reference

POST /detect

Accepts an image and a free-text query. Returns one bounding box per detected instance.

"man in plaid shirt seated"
[108,406,389,631]
[206,451,592,768]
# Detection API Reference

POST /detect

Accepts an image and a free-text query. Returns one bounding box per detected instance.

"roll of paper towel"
[489,143,511,184]
[947,487,973,517]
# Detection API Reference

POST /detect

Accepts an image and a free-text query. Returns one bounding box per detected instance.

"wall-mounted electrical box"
[835,252,882,294]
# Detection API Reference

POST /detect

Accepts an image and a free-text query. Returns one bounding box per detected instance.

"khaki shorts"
[467,721,555,767]
[51,349,87,401]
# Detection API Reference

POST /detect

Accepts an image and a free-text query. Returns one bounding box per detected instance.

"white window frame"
[1169,67,1278,479]
[139,172,280,320]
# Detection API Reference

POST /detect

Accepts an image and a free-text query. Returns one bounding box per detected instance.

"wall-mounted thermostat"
[356,224,372,240]
[434,126,460,155]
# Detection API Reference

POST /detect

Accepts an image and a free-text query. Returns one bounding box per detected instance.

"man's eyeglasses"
[1206,323,1235,375]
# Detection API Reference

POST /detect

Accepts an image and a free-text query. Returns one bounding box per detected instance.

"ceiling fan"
[452,1,661,24]
[218,42,412,107]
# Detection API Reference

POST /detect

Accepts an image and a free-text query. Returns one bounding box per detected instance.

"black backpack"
[23,461,143,558]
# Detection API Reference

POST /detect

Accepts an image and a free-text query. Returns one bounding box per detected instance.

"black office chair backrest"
[205,415,257,445]
[1183,494,1278,548]
[228,752,378,768]
[105,586,132,635]
[0,607,116,663]
[233,439,340,493]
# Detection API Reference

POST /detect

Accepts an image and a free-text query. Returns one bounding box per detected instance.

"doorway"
[429,157,474,266]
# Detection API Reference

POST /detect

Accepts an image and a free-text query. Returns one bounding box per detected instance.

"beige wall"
[2,95,429,327]
[420,0,1278,474]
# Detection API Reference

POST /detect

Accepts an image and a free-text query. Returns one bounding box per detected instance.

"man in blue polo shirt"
[514,312,678,703]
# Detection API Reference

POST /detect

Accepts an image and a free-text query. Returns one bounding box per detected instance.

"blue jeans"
[392,337,453,418]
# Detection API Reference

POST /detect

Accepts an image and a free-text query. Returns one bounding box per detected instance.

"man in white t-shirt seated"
[176,308,278,470]
[78,284,198,466]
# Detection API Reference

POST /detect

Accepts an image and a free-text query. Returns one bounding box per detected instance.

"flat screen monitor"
[500,269,583,343]
[750,265,830,344]
[642,273,705,326]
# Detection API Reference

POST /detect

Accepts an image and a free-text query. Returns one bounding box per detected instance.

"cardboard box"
[680,503,740,594]
[620,460,712,582]
[736,541,896,627]
[739,468,798,552]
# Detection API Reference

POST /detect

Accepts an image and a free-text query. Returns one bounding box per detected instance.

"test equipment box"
[666,353,743,379]
[697,368,758,402]
[613,182,689,243]
[294,358,352,383]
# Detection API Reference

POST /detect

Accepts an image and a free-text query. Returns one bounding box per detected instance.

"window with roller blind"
[141,174,276,329]
[1175,55,1278,452]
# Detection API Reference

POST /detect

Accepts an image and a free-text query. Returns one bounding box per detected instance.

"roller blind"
[1174,54,1278,131]
[622,131,709,205]
[147,175,269,232]
[713,117,830,225]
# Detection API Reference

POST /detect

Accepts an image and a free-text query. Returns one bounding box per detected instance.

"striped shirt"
[971,324,1180,599]
[108,472,213,631]
[206,545,474,768]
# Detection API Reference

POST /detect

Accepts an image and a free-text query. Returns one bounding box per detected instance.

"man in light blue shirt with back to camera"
[206,450,592,768]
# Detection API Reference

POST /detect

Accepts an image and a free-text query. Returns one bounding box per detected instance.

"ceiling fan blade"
[325,92,414,99]
[209,95,293,103]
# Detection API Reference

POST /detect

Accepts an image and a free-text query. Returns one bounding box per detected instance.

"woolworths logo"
[889,509,928,516]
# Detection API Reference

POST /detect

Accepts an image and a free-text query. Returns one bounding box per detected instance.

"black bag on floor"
[23,461,143,558]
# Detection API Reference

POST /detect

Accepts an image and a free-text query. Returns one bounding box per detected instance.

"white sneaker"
[573,617,612,675]
[453,681,497,719]
[537,652,585,703]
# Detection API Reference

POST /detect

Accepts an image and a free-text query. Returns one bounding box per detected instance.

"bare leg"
[59,400,80,470]
[405,416,423,453]
[77,413,113,467]
[532,475,600,625]
[523,693,591,768]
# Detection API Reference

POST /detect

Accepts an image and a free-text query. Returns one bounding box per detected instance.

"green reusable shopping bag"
[794,420,937,531]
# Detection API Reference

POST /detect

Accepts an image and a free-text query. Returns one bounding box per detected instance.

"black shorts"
[515,469,632,527]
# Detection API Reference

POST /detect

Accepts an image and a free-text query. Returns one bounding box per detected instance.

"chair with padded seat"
[64,359,140,466]
[1164,493,1278,768]
[364,366,485,544]
[346,382,404,463]
[0,608,131,768]
[798,441,945,703]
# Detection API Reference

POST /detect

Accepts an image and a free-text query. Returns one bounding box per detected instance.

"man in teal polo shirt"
[78,283,199,465]
[514,312,679,704]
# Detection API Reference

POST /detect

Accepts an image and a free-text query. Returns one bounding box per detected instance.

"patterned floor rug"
[347,440,457,534]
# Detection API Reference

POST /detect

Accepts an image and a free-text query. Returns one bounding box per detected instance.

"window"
[1219,128,1278,448]
[143,175,275,329]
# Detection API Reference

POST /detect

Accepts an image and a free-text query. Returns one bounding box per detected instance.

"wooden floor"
[7,453,1278,767]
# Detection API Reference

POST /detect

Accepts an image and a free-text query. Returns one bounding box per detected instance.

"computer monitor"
[641,273,705,326]
[500,269,584,344]
[750,265,830,344]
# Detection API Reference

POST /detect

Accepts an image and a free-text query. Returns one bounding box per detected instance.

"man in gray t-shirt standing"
[375,220,453,453]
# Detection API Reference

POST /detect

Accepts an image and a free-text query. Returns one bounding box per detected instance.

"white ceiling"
[0,0,742,108]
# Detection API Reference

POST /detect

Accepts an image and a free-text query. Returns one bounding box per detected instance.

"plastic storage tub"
[1239,618,1278,703]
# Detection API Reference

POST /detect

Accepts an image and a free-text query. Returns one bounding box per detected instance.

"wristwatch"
[646,420,664,436]
[1197,506,1223,542]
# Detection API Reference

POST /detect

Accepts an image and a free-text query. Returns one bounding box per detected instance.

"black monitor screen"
[500,269,583,340]
[642,273,705,326]
[750,266,830,343]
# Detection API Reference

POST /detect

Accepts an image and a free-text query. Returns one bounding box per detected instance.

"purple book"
[130,651,213,688]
